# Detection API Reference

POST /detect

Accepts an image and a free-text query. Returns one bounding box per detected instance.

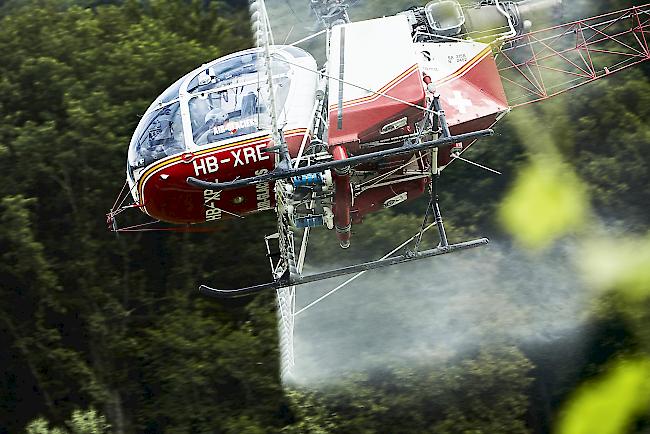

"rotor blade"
[259,0,419,59]
[250,0,286,163]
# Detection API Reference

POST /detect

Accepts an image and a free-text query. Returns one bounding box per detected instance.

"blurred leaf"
[499,157,589,249]
[557,358,650,434]
[581,235,650,301]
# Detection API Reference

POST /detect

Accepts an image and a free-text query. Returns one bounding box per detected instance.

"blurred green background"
[0,0,649,432]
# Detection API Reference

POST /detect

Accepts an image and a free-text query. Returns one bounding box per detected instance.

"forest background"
[0,0,649,433]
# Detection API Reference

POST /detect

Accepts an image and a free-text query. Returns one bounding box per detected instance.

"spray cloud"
[287,240,591,385]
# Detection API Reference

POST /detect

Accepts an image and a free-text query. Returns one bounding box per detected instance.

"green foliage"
[0,0,278,432]
[286,346,534,434]
[0,0,648,433]
[557,359,650,434]
[494,52,650,434]
[0,195,57,293]
[499,156,588,249]
[581,235,650,302]
[25,419,67,434]
[26,408,111,434]
[569,71,650,228]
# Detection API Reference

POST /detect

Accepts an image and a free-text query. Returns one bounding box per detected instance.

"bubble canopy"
[127,46,312,184]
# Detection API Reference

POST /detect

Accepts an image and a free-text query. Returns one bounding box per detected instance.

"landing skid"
[197,92,491,300]
[199,237,488,299]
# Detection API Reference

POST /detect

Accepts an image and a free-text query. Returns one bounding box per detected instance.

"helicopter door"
[327,15,426,149]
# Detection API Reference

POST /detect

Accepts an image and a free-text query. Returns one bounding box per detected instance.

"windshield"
[128,101,185,172]
[188,53,291,146]
[186,52,258,93]
[126,48,299,182]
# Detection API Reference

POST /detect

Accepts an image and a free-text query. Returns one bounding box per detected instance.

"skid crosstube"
[187,129,493,191]
[198,237,488,299]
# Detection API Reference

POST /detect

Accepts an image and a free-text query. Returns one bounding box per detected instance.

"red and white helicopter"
[108,0,648,297]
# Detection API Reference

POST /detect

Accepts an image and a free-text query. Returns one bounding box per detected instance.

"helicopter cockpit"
[187,55,290,147]
[127,48,297,185]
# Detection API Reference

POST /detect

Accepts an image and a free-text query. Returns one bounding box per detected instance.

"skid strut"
[202,171,487,300]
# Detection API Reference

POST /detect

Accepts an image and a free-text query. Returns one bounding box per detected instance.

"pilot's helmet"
[205,108,228,126]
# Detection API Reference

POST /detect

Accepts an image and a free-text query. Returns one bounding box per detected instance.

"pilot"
[204,107,230,142]
[205,107,228,128]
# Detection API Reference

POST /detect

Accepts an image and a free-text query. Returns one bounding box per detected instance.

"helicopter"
[108,0,649,299]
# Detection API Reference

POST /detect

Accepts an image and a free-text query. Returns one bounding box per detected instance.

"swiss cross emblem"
[448,91,473,114]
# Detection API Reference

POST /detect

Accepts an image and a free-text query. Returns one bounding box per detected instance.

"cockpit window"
[128,102,185,172]
[158,77,184,104]
[189,73,291,146]
[189,85,263,145]
[187,53,258,94]
[126,48,302,183]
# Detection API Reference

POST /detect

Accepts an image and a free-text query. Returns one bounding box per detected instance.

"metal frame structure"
[496,4,650,107]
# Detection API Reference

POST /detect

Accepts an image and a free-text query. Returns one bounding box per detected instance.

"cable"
[294,222,437,316]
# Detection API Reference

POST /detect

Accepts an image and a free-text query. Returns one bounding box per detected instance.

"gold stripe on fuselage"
[137,129,308,203]
[435,45,492,86]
